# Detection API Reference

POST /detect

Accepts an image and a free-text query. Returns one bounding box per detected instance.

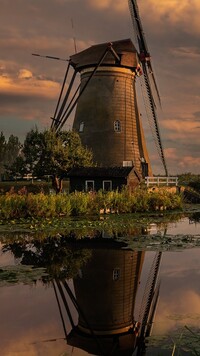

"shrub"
[55,193,71,216]
[0,193,27,219]
[69,191,90,216]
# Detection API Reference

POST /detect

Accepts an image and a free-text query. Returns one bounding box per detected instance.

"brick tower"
[70,39,152,178]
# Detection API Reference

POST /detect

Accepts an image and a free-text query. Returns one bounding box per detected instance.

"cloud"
[0,0,199,173]
[170,46,200,59]
[87,0,128,12]
[139,0,200,35]
[162,119,200,140]
[18,69,33,79]
[164,147,178,160]
[0,71,60,99]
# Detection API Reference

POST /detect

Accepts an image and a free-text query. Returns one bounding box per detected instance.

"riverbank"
[0,187,182,220]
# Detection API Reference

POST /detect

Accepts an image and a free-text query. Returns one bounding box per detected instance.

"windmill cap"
[70,38,139,71]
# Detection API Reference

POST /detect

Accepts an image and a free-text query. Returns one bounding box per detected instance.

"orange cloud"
[18,69,33,79]
[0,71,60,99]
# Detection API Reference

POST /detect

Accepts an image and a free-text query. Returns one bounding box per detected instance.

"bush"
[0,193,27,219]
[69,191,90,216]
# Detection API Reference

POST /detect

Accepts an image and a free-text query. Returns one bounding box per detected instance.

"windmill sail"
[128,0,168,176]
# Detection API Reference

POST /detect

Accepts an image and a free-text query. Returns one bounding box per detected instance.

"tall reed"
[0,187,183,219]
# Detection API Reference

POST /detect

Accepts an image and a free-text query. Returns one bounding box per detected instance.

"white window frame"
[123,160,133,167]
[114,120,121,132]
[85,180,94,192]
[103,180,112,191]
[113,268,120,281]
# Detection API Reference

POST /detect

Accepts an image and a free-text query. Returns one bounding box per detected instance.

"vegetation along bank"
[0,188,182,220]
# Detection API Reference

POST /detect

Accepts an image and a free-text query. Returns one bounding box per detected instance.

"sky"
[0,0,200,175]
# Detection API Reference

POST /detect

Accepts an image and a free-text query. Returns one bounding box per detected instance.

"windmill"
[51,242,162,355]
[33,0,168,180]
[2,230,162,354]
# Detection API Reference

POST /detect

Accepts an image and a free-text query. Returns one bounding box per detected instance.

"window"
[103,180,112,191]
[114,120,121,132]
[123,160,133,167]
[79,122,84,132]
[113,268,120,281]
[85,180,94,192]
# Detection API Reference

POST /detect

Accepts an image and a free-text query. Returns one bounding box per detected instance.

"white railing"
[145,176,178,187]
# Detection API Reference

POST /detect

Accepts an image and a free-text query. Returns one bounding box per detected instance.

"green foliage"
[178,173,200,187]
[0,188,183,220]
[147,325,200,355]
[69,191,90,215]
[0,193,27,219]
[22,128,94,178]
[0,131,22,180]
[0,266,47,286]
[26,193,56,218]
[55,193,71,216]
[2,237,92,280]
[188,181,200,192]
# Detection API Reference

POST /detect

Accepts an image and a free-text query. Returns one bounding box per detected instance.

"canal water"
[0,212,200,355]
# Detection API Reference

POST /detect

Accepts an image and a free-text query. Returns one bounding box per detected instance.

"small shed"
[67,167,140,192]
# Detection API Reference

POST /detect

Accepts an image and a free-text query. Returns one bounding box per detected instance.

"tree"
[23,128,94,193]
[0,132,22,180]
[0,132,6,180]
[6,156,26,179]
[5,134,22,164]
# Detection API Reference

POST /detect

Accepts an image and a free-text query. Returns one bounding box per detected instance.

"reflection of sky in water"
[148,216,200,236]
[0,217,200,355]
[0,280,82,356]
[0,242,16,266]
[165,217,200,235]
[155,248,200,333]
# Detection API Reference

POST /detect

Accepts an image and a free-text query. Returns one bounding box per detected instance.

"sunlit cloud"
[18,69,33,79]
[0,71,60,99]
[87,0,128,12]
[139,0,200,34]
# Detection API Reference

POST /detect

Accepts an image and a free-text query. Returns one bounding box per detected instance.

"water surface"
[0,213,200,355]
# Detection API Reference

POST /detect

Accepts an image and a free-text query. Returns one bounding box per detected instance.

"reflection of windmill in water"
[53,241,162,355]
[46,0,168,180]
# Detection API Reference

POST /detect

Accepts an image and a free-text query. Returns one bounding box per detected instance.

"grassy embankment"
[0,181,182,219]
